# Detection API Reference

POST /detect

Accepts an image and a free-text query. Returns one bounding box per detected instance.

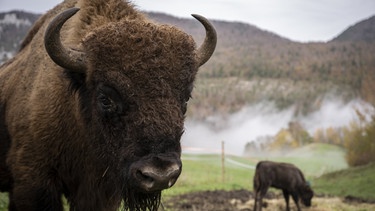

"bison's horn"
[192,14,217,67]
[44,8,86,72]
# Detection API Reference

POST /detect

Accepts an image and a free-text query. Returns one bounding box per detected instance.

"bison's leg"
[291,192,301,211]
[11,182,63,211]
[253,183,261,211]
[0,109,12,193]
[8,190,17,211]
[254,185,268,211]
[253,189,260,211]
[282,189,290,211]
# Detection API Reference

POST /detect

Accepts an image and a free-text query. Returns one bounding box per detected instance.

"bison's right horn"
[192,14,217,67]
[44,8,86,72]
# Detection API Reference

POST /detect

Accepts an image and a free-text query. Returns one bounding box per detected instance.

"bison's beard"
[122,189,161,211]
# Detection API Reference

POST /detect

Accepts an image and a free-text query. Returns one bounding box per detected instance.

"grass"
[162,154,255,197]
[313,162,375,200]
[164,143,375,202]
[164,143,348,196]
[0,194,7,211]
[258,143,348,178]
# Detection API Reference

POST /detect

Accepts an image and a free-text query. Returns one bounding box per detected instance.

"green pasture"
[313,162,375,200]
[162,142,375,202]
[162,154,256,197]
[257,143,348,178]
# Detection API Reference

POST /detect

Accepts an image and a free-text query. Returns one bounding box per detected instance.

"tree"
[344,115,375,167]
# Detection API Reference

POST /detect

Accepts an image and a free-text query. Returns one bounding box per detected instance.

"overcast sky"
[1,0,375,42]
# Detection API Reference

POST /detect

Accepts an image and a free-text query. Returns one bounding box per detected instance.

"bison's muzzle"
[129,153,182,193]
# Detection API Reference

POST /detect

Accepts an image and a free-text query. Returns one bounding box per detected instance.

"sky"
[0,0,375,42]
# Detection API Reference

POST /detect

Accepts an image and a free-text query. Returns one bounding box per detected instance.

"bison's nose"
[130,155,182,192]
[135,163,181,192]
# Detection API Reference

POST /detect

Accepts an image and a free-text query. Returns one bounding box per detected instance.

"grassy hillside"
[273,143,348,177]
[163,143,375,202]
[313,162,375,200]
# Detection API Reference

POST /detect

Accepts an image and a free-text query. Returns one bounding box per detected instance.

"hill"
[0,10,39,61]
[146,12,375,119]
[333,15,375,43]
[313,162,375,200]
[1,10,375,120]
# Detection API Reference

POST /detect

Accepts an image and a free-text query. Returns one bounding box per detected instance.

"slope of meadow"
[314,162,375,200]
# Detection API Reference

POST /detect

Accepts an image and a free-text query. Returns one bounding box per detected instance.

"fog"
[181,99,374,155]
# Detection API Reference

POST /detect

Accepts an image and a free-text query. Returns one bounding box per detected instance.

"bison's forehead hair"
[83,20,198,78]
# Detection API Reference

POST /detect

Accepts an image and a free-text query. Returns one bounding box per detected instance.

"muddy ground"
[162,189,375,211]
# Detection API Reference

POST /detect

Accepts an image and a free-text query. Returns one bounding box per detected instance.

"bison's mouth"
[303,200,312,207]
[122,188,162,211]
[121,153,181,210]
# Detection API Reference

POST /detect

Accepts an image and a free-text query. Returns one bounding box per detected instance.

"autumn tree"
[269,121,313,151]
[344,114,375,167]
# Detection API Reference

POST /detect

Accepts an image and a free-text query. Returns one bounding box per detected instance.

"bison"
[253,161,314,211]
[0,0,217,210]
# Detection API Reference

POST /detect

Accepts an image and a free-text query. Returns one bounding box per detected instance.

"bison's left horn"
[44,8,86,72]
[192,14,217,67]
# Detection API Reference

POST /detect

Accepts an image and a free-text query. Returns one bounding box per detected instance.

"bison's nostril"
[137,170,150,180]
[168,178,177,188]
[135,169,158,191]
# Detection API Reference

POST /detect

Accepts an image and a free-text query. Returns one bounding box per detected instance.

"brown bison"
[253,161,314,211]
[0,0,216,210]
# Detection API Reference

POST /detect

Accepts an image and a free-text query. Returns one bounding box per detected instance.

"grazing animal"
[253,161,314,211]
[0,0,217,210]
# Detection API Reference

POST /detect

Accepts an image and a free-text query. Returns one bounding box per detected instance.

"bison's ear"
[192,14,217,67]
[44,8,87,73]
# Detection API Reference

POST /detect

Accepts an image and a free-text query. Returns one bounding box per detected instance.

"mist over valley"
[182,99,373,155]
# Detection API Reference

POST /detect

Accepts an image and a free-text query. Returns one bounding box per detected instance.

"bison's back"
[254,161,305,190]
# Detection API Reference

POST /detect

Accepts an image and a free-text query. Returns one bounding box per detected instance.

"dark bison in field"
[0,0,216,210]
[253,161,314,211]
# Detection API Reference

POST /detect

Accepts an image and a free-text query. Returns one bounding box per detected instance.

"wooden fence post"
[221,141,225,183]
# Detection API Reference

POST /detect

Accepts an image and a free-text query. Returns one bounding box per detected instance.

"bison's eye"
[181,84,193,115]
[98,94,116,112]
[97,85,124,118]
[181,101,188,115]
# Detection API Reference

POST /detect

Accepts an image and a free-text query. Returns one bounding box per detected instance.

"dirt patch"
[344,195,375,204]
[162,189,254,211]
[161,189,375,211]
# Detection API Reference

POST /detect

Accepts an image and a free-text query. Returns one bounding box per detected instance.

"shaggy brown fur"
[253,161,314,211]
[0,0,216,210]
